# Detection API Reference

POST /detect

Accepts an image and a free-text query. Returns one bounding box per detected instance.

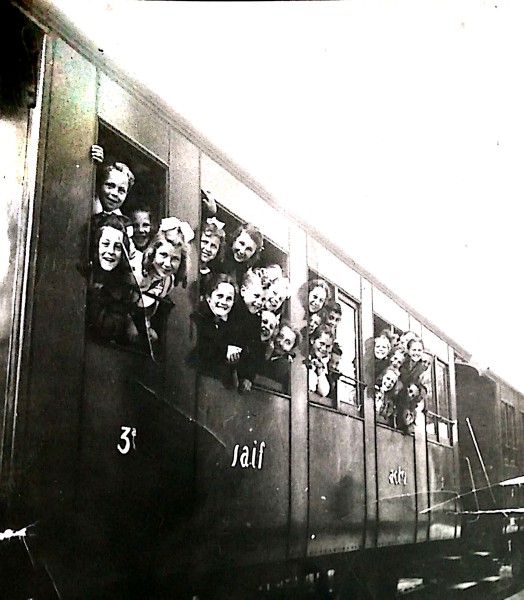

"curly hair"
[90,213,131,278]
[142,229,189,288]
[100,162,135,191]
[308,279,332,299]
[311,324,335,345]
[229,223,264,268]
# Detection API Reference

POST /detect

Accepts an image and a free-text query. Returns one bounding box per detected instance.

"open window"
[372,316,432,434]
[86,121,169,355]
[307,269,362,414]
[195,201,293,395]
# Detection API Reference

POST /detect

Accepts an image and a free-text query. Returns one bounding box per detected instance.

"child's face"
[275,326,297,354]
[390,350,405,370]
[374,337,390,360]
[311,332,333,360]
[408,384,420,399]
[201,231,221,264]
[329,353,342,372]
[264,265,282,285]
[100,169,129,213]
[326,311,341,330]
[208,282,235,318]
[241,279,264,315]
[408,341,424,362]
[98,226,124,271]
[152,241,182,278]
[381,370,398,392]
[132,211,152,250]
[399,331,416,350]
[260,310,278,341]
[308,313,322,335]
[309,286,327,313]
[265,283,286,312]
[231,231,257,263]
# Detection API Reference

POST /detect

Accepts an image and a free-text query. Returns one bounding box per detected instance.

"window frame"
[425,357,454,446]
[502,401,518,465]
[307,270,363,418]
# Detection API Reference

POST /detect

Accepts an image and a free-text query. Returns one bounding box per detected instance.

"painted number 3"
[117,426,136,455]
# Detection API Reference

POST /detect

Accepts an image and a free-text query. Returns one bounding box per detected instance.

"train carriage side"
[0,3,467,597]
[456,365,524,561]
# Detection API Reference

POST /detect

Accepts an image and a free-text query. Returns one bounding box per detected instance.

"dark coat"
[191,299,245,377]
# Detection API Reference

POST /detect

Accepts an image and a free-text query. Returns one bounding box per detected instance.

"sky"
[48,0,524,391]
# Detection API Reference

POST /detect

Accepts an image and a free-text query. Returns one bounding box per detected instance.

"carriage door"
[23,35,199,588]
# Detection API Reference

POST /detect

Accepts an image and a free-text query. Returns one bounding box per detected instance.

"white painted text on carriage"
[231,441,266,469]
[117,426,136,454]
[388,466,407,486]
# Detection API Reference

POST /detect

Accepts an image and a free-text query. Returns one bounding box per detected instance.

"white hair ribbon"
[126,225,134,238]
[160,216,195,243]
[206,217,225,230]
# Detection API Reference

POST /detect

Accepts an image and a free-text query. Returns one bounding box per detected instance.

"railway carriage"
[1,2,523,598]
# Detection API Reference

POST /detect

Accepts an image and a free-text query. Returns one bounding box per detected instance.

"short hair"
[277,320,302,349]
[325,300,342,316]
[229,223,264,268]
[128,206,152,221]
[203,272,239,299]
[269,276,291,298]
[242,268,264,289]
[407,337,424,350]
[308,279,332,301]
[253,264,284,289]
[379,328,398,344]
[101,162,135,190]
[142,229,189,287]
[311,324,335,344]
[374,335,392,352]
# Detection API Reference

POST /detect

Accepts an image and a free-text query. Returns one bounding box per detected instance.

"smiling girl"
[86,214,138,342]
[134,226,190,343]
[221,223,264,284]
[192,273,247,387]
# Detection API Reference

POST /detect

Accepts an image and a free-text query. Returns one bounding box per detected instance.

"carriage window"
[423,358,452,445]
[329,295,361,414]
[372,317,430,434]
[86,122,169,356]
[306,270,362,414]
[435,360,451,442]
[195,203,293,395]
[502,402,517,465]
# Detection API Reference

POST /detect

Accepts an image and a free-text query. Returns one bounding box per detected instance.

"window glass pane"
[336,297,359,409]
[422,361,436,438]
[435,361,450,441]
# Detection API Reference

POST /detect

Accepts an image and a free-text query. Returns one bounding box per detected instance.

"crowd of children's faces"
[195,213,299,392]
[86,147,350,395]
[86,147,192,346]
[373,329,432,432]
[306,280,345,398]
[86,147,301,388]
